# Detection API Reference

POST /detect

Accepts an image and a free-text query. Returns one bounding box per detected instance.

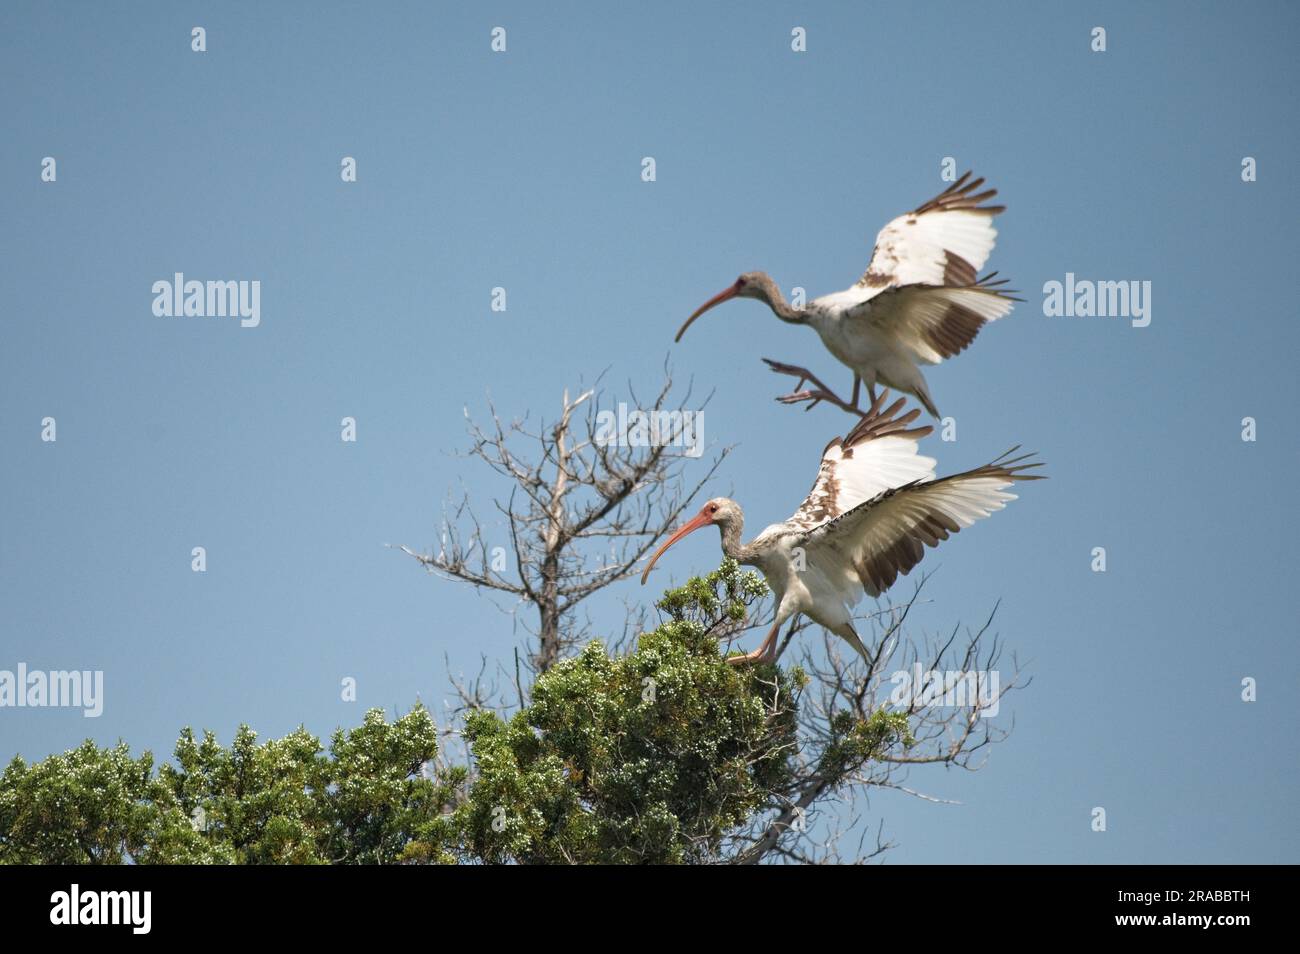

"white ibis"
[640,392,1043,665]
[676,172,1018,418]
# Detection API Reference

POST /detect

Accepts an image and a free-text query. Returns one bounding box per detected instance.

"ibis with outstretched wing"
[640,392,1043,665]
[676,173,1019,418]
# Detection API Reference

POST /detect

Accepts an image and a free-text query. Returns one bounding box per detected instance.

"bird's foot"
[726,646,777,667]
[762,359,867,418]
[725,621,782,666]
[775,387,839,412]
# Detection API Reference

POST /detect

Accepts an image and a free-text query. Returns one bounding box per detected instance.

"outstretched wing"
[860,273,1020,365]
[786,392,937,534]
[857,172,1005,291]
[801,449,1044,602]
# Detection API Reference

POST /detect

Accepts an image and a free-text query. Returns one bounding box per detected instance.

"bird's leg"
[850,375,861,410]
[837,624,872,667]
[761,358,868,419]
[727,619,783,667]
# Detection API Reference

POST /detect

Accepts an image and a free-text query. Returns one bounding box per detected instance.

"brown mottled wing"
[801,449,1045,600]
[786,393,937,534]
[860,273,1021,364]
[857,172,1006,292]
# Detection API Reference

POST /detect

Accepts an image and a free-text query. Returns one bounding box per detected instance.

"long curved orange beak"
[675,283,740,342]
[640,510,714,584]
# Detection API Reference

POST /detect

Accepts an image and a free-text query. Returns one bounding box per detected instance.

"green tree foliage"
[1,562,920,865]
[0,740,170,864]
[0,706,454,864]
[457,559,800,863]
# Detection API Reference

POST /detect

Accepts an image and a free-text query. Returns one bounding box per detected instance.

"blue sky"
[2,1,1296,863]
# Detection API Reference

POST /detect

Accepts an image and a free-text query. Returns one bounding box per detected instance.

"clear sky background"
[2,1,1296,863]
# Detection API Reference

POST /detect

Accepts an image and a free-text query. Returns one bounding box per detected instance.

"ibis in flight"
[676,172,1019,418]
[640,392,1042,665]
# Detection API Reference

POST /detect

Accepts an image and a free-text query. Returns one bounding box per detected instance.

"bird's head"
[675,272,774,342]
[639,497,741,584]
